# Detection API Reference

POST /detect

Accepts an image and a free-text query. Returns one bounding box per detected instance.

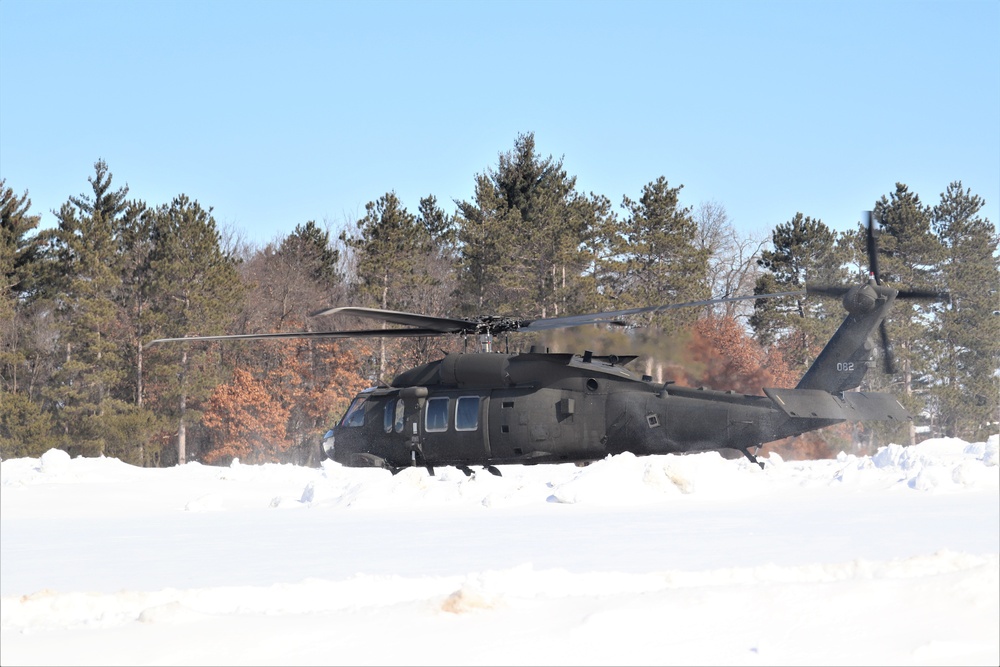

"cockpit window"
[341,397,367,427]
[456,396,479,431]
[425,397,449,432]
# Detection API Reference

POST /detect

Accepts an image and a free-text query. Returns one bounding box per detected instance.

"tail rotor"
[807,210,948,377]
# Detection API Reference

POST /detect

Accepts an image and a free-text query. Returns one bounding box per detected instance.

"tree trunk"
[178,348,188,465]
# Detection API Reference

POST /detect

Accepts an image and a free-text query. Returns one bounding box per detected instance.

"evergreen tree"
[929,181,999,440]
[873,183,947,445]
[614,176,710,332]
[339,191,443,380]
[750,213,849,375]
[0,181,59,457]
[577,192,620,313]
[41,160,132,455]
[454,132,588,321]
[1,179,41,303]
[144,195,244,464]
[114,201,155,407]
[1,180,42,395]
[279,220,341,289]
[455,172,520,315]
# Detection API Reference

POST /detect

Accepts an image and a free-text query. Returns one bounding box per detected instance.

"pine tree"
[929,181,999,440]
[455,172,520,314]
[615,176,710,331]
[873,183,947,445]
[1,180,42,395]
[577,193,620,313]
[0,181,58,457]
[750,213,850,375]
[41,160,132,455]
[455,132,588,321]
[279,220,341,289]
[340,191,447,380]
[144,195,244,464]
[1,179,41,303]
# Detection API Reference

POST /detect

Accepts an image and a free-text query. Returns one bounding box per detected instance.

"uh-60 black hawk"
[151,212,947,475]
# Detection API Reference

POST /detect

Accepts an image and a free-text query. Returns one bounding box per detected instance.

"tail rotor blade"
[863,210,881,285]
[806,284,851,298]
[897,288,950,302]
[879,320,896,375]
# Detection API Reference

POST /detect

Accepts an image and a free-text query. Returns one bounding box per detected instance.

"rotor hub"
[842,282,880,316]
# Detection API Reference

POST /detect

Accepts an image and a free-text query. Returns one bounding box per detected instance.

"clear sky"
[2,0,997,246]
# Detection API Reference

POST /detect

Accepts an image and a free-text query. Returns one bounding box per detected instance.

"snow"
[2,436,998,666]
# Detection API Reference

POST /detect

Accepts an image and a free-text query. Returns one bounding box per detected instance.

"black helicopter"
[150,212,947,474]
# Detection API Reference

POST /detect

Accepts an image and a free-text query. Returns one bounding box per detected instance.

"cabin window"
[394,399,406,433]
[425,397,449,432]
[455,396,479,431]
[341,397,367,427]
[383,400,395,433]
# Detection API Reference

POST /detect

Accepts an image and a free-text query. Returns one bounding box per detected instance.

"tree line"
[2,132,997,465]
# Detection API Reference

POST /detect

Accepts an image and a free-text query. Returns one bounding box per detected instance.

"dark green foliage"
[1,179,41,300]
[1,180,46,402]
[143,195,244,464]
[929,182,999,440]
[872,184,948,444]
[340,191,454,379]
[750,213,850,373]
[40,160,132,454]
[577,192,621,313]
[342,191,434,311]
[280,220,341,288]
[455,171,520,314]
[94,400,162,466]
[455,132,590,320]
[0,391,58,458]
[613,177,710,330]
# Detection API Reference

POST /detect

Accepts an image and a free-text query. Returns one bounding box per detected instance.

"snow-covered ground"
[2,436,998,666]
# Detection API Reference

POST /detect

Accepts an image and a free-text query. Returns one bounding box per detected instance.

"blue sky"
[2,0,997,246]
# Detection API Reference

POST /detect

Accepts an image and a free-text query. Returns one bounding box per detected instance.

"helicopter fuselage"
[322,350,839,473]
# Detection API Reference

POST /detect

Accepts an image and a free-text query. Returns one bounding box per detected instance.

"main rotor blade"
[310,306,478,334]
[518,290,806,332]
[147,327,451,346]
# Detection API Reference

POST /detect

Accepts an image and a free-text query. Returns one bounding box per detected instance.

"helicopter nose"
[321,429,336,460]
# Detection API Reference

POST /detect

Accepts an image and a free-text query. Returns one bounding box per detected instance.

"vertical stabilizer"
[796,281,897,394]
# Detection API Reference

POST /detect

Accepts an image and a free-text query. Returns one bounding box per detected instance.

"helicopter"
[150,212,948,474]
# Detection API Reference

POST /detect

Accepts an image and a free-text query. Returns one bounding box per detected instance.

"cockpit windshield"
[340,396,367,427]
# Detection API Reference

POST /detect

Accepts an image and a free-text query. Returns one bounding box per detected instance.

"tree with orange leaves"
[682,315,790,395]
[681,315,850,459]
[263,337,372,465]
[201,368,290,465]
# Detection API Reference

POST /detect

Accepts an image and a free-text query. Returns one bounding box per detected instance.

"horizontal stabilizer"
[840,392,911,421]
[764,388,910,422]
